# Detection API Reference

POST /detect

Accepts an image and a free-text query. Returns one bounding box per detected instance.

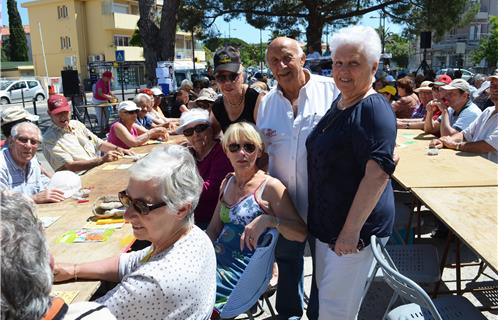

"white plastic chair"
[370,235,486,320]
[219,228,278,319]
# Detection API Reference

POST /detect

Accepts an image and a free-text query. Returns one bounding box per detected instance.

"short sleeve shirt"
[439,100,482,131]
[306,93,396,245]
[0,148,49,195]
[136,114,154,129]
[42,120,104,171]
[462,106,498,163]
[96,226,217,320]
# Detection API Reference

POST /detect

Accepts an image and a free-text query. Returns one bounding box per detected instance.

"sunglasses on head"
[16,136,40,146]
[215,73,240,83]
[228,143,256,153]
[118,190,167,215]
[183,123,210,137]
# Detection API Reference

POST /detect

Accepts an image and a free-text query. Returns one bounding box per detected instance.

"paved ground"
[4,98,496,320]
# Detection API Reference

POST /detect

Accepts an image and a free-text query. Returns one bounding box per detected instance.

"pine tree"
[7,0,29,61]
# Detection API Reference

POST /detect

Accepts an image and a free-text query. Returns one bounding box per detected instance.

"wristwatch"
[406,123,410,129]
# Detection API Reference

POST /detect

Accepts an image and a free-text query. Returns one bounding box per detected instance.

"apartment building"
[22,0,205,86]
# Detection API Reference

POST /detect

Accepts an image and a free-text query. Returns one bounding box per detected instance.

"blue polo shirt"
[0,147,50,196]
[136,114,154,129]
[306,94,396,246]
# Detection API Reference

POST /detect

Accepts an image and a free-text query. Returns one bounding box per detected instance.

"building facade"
[22,0,205,87]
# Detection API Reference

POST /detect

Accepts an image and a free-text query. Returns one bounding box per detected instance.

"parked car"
[436,68,475,82]
[0,79,46,105]
[304,57,332,77]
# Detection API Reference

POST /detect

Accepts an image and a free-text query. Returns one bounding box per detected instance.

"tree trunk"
[138,0,160,85]
[158,0,180,62]
[305,5,324,54]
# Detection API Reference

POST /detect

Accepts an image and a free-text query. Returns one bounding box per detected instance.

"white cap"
[48,170,82,198]
[151,87,163,96]
[176,108,210,134]
[441,79,471,93]
[117,101,140,112]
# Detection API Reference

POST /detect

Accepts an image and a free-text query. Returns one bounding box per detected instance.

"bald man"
[257,37,340,319]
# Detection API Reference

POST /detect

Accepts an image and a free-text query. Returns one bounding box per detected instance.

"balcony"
[104,13,139,31]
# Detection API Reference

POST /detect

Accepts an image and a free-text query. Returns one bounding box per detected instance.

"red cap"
[48,95,71,114]
[103,71,113,78]
[139,88,154,97]
[436,74,452,85]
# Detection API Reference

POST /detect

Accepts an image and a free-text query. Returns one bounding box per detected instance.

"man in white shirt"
[430,75,498,163]
[257,37,340,320]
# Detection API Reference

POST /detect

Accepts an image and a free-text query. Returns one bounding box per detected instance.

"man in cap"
[425,79,482,137]
[92,70,117,130]
[0,122,65,203]
[257,36,340,320]
[42,94,132,173]
[430,75,498,163]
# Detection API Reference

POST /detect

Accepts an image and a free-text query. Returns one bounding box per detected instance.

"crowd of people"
[1,23,497,320]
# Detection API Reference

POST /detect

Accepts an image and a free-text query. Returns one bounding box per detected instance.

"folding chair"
[218,228,278,320]
[370,235,486,320]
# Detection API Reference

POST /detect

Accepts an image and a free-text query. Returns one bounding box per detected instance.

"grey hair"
[180,79,193,90]
[1,191,52,320]
[330,25,381,67]
[133,93,152,107]
[128,144,203,225]
[10,122,42,142]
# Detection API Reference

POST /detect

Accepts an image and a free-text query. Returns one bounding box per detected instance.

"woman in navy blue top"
[305,26,397,319]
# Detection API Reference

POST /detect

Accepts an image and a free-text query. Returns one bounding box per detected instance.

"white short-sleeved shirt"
[462,106,498,163]
[439,100,482,131]
[256,71,340,222]
[96,226,216,320]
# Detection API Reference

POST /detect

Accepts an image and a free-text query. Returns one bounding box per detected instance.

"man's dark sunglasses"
[215,73,240,83]
[118,190,167,215]
[228,143,256,153]
[183,123,210,137]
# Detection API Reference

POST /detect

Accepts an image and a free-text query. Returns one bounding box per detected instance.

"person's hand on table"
[53,262,77,283]
[149,127,168,140]
[121,148,135,156]
[331,228,361,256]
[33,188,65,203]
[439,136,459,150]
[429,138,444,149]
[102,150,121,163]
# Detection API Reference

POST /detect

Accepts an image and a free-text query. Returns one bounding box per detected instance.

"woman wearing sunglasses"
[176,108,233,229]
[107,101,168,149]
[206,122,307,315]
[53,145,217,319]
[210,46,266,133]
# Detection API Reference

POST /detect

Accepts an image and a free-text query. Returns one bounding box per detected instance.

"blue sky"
[2,1,402,44]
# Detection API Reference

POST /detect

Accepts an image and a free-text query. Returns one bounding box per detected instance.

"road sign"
[115,50,125,62]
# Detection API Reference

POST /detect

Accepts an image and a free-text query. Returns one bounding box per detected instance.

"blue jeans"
[275,235,319,320]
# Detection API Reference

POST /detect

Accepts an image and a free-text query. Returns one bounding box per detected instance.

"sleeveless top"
[212,87,259,132]
[214,174,270,312]
[107,121,138,149]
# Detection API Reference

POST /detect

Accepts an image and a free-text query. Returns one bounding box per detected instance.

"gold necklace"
[225,87,245,108]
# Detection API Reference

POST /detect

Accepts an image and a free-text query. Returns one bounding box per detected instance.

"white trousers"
[315,238,385,320]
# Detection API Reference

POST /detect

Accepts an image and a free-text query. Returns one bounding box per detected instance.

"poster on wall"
[156,61,176,95]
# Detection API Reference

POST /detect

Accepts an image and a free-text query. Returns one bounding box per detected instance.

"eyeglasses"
[118,190,167,215]
[125,110,139,115]
[183,123,210,137]
[16,136,40,146]
[215,73,240,83]
[228,143,256,153]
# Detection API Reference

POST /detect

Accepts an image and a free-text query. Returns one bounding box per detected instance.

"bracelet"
[73,264,78,281]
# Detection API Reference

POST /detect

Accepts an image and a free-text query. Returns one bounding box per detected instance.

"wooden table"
[38,136,186,302]
[394,129,498,189]
[412,187,498,273]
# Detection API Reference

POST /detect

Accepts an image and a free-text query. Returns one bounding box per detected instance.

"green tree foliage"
[204,37,266,67]
[7,0,29,61]
[472,16,498,70]
[384,33,410,68]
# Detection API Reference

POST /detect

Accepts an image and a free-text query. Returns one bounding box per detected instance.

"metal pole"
[260,28,263,74]
[120,64,125,101]
[21,89,25,109]
[38,22,50,90]
[32,99,38,115]
[192,30,196,73]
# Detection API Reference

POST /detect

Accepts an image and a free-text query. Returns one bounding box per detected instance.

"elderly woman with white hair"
[176,108,233,229]
[54,145,217,319]
[107,101,168,149]
[306,25,396,319]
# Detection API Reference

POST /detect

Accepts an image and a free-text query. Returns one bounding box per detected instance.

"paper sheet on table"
[40,216,61,228]
[51,290,79,304]
[83,221,125,229]
[102,163,133,170]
